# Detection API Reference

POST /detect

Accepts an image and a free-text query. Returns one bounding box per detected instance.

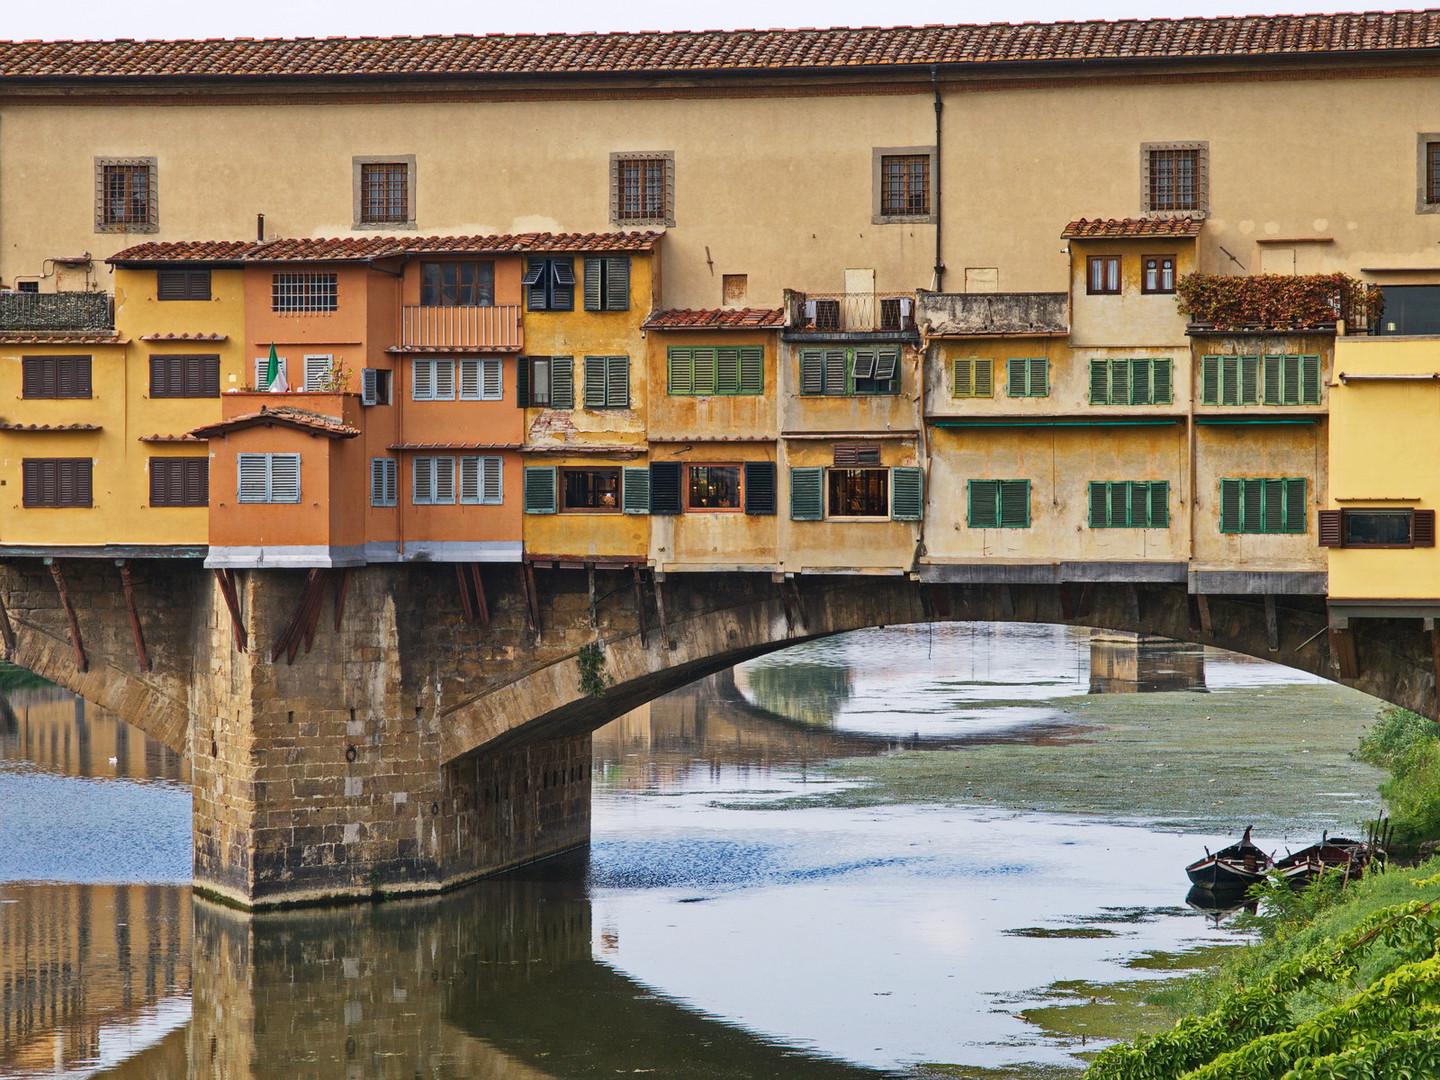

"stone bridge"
[0,558,1426,907]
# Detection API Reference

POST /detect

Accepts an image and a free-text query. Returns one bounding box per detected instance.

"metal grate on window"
[360,163,409,224]
[102,165,151,227]
[616,158,667,221]
[880,154,930,217]
[271,273,338,313]
[1148,149,1200,212]
[1429,143,1440,205]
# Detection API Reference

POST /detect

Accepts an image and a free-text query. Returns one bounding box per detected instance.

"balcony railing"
[0,291,113,332]
[784,291,916,334]
[916,292,1068,336]
[1177,273,1382,333]
[400,304,522,351]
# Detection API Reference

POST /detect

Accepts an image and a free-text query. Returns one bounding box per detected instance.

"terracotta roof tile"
[0,422,101,432]
[1062,217,1205,238]
[110,231,662,265]
[0,332,126,344]
[6,14,1440,80]
[138,433,205,442]
[189,405,359,439]
[642,307,785,329]
[138,332,227,341]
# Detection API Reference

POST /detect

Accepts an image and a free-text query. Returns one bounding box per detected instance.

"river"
[0,623,1389,1079]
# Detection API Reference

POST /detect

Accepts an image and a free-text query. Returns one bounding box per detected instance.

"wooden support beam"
[333,568,351,633]
[1329,626,1360,680]
[1193,594,1212,635]
[272,568,324,664]
[455,563,476,625]
[47,561,87,673]
[588,565,599,630]
[214,569,247,653]
[118,565,151,673]
[999,584,1015,619]
[1264,593,1280,652]
[1123,582,1140,627]
[1059,583,1077,620]
[653,574,668,638]
[297,569,327,660]
[469,564,489,630]
[1430,624,1440,722]
[632,566,648,649]
[926,584,951,620]
[521,561,541,637]
[0,587,16,662]
[780,578,806,633]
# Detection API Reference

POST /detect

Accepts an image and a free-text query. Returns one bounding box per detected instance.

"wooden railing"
[400,305,523,350]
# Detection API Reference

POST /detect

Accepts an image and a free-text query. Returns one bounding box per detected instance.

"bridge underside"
[0,558,1426,907]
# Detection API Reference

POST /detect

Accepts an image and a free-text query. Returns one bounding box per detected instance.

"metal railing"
[0,291,113,332]
[785,291,916,333]
[400,304,522,350]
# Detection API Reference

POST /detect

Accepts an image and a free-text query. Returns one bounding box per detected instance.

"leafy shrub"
[1175,272,1383,330]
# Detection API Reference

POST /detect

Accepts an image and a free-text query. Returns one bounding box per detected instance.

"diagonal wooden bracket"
[214,569,248,653]
[632,565,649,648]
[0,587,16,662]
[118,564,151,673]
[47,561,88,673]
[271,568,327,665]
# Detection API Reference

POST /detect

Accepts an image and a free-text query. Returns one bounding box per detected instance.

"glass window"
[421,261,495,306]
[1088,256,1120,295]
[1143,255,1176,294]
[687,465,742,511]
[1344,511,1412,546]
[828,468,889,517]
[561,468,621,511]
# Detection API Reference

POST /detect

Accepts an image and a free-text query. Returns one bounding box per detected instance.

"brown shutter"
[1413,509,1436,548]
[1317,509,1343,547]
[202,356,220,397]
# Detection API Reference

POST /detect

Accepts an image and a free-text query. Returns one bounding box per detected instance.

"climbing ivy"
[577,642,610,698]
[1175,272,1383,331]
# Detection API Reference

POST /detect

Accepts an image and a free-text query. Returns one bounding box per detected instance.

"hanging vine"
[578,642,611,698]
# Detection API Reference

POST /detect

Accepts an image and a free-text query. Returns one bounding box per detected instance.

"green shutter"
[790,467,824,521]
[1219,478,1242,533]
[622,466,650,514]
[890,467,923,521]
[738,347,764,394]
[605,258,630,311]
[999,480,1031,527]
[851,349,877,379]
[1088,481,1109,526]
[1153,359,1173,404]
[1131,359,1152,405]
[1242,479,1264,533]
[1239,356,1259,404]
[1262,478,1287,534]
[516,355,531,407]
[1089,360,1109,405]
[1032,358,1049,397]
[523,466,557,514]
[1263,355,1283,405]
[1149,481,1170,528]
[974,359,993,397]
[1284,477,1307,533]
[716,347,741,394]
[583,356,607,408]
[691,347,717,395]
[967,480,999,528]
[824,350,847,395]
[1007,358,1026,397]
[583,257,603,311]
[952,358,973,398]
[1284,354,1303,405]
[1109,359,1131,405]
[607,356,630,407]
[551,357,574,408]
[799,350,824,395]
[668,348,694,395]
[1201,356,1220,405]
[1221,356,1239,405]
[1300,355,1321,404]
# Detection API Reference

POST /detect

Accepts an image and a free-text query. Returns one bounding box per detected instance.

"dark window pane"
[562,468,621,510]
[1344,511,1412,546]
[827,468,888,517]
[687,465,741,510]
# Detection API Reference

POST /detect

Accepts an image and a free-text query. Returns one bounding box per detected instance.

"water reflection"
[0,683,187,785]
[1088,631,1206,695]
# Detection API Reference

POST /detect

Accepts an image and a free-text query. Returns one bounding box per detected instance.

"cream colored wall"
[777,343,921,433]
[1329,337,1440,599]
[1067,241,1195,348]
[649,442,779,572]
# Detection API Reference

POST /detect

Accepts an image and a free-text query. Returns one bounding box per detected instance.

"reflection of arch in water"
[0,684,187,783]
[739,660,853,729]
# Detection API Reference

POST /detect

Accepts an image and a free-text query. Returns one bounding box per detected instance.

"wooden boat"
[1274,832,1369,887]
[1185,827,1273,891]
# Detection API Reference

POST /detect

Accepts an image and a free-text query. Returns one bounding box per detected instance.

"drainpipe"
[931,66,945,294]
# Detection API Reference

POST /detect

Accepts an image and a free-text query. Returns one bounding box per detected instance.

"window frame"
[149,354,220,398]
[1319,508,1436,549]
[559,466,624,513]
[148,456,209,508]
[1418,134,1440,213]
[1088,480,1169,529]
[157,267,211,301]
[685,463,744,513]
[22,355,92,399]
[872,146,938,224]
[1006,357,1050,398]
[458,455,504,506]
[22,458,94,508]
[420,260,494,307]
[610,152,675,227]
[581,355,630,409]
[271,272,338,314]
[967,479,1031,529]
[523,257,576,312]
[797,348,900,396]
[411,456,457,506]
[827,467,890,519]
[352,155,416,229]
[1141,141,1209,217]
[236,453,301,504]
[1218,477,1307,535]
[370,457,398,507]
[952,358,995,398]
[1142,255,1177,295]
[458,357,503,402]
[95,157,158,234]
[412,357,457,402]
[1087,256,1121,295]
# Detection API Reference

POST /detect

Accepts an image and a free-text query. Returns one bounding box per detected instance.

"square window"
[610,152,674,227]
[352,156,416,229]
[828,468,889,517]
[149,457,209,507]
[421,261,494,306]
[523,258,575,312]
[22,458,93,508]
[561,467,622,512]
[1088,256,1121,295]
[272,273,337,313]
[873,147,937,224]
[95,157,157,233]
[150,354,220,398]
[1143,255,1176,294]
[686,465,742,511]
[1142,142,1208,216]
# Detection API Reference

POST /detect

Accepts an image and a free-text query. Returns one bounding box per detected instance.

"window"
[1219,478,1307,534]
[834,443,881,466]
[1087,256,1121,295]
[22,459,93,508]
[562,468,622,511]
[22,356,91,399]
[584,257,631,312]
[1143,256,1176,294]
[1007,357,1049,398]
[1374,285,1440,335]
[458,358,503,401]
[582,356,630,408]
[459,456,503,505]
[517,356,575,408]
[353,156,415,228]
[525,466,648,514]
[1262,355,1322,405]
[610,152,674,227]
[157,268,210,301]
[237,454,301,504]
[412,457,456,505]
[829,468,889,517]
[272,273,337,313]
[1200,355,1319,405]
[873,146,938,224]
[421,261,493,306]
[304,354,334,392]
[1088,358,1173,405]
[149,457,208,507]
[95,157,157,233]
[668,347,764,396]
[687,465,742,511]
[361,368,392,406]
[1319,508,1436,548]
[370,458,398,507]
[788,466,923,521]
[412,358,456,401]
[1143,142,1208,215]
[1418,136,1440,212]
[1088,481,1169,528]
[150,354,219,398]
[952,358,994,398]
[798,348,899,396]
[253,354,288,391]
[522,258,575,312]
[967,479,1030,528]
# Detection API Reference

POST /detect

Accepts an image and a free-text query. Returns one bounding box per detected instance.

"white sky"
[4,0,1366,43]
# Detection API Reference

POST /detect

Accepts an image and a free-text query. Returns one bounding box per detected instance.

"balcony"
[0,290,113,333]
[1178,273,1382,334]
[398,304,523,352]
[782,290,919,343]
[917,292,1068,337]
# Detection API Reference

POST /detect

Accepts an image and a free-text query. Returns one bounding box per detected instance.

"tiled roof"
[138,332,228,341]
[642,307,785,329]
[189,405,359,439]
[138,433,205,442]
[6,13,1440,81]
[1062,217,1206,238]
[0,332,126,344]
[0,422,102,432]
[110,232,662,265]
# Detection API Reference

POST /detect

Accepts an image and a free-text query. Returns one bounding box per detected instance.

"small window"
[421,261,493,306]
[667,347,764,396]
[1319,508,1436,548]
[952,358,994,398]
[687,465,742,511]
[254,354,288,391]
[562,467,622,512]
[458,357,503,401]
[16,281,38,293]
[303,354,334,392]
[1087,256,1121,295]
[518,356,575,408]
[236,454,300,504]
[459,456,503,505]
[1142,256,1176,294]
[1007,357,1049,398]
[523,258,575,312]
[1088,481,1169,528]
[412,456,456,505]
[361,368,392,406]
[22,355,92,399]
[582,356,630,409]
[1218,477,1307,534]
[797,348,898,396]
[150,354,220,398]
[1418,136,1440,212]
[828,468,889,518]
[1089,358,1173,406]
[610,153,674,227]
[1200,355,1261,406]
[968,479,1030,529]
[370,458,398,507]
[272,273,337,313]
[353,156,415,228]
[149,457,208,507]
[584,257,631,312]
[412,358,456,401]
[22,458,93,508]
[873,146,937,224]
[1143,142,1208,215]
[95,157,157,233]
[157,268,210,301]
[1261,355,1322,406]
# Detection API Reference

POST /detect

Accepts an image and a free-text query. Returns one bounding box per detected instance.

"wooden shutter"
[523,466,557,514]
[583,356,608,408]
[874,349,899,383]
[481,457,502,503]
[434,457,456,503]
[973,358,993,397]
[458,358,481,400]
[158,267,210,301]
[851,349,877,380]
[362,368,380,406]
[1284,355,1303,405]
[583,257,603,311]
[955,358,975,398]
[1148,481,1170,528]
[716,347,742,395]
[550,357,575,408]
[1239,356,1260,405]
[1413,509,1436,547]
[1089,360,1108,405]
[1201,356,1220,405]
[433,359,455,400]
[1131,359,1153,406]
[1317,509,1343,547]
[516,356,531,407]
[1153,359,1173,404]
[738,347,764,395]
[268,455,300,503]
[1262,355,1282,405]
[22,357,47,398]
[890,467,923,521]
[668,348,694,395]
[1030,358,1048,397]
[1220,356,1239,406]
[1007,357,1026,397]
[622,466,651,514]
[789,467,824,521]
[606,356,630,407]
[550,260,575,310]
[605,257,630,311]
[201,356,220,397]
[649,462,683,515]
[477,359,501,400]
[999,480,1030,527]
[1088,482,1109,527]
[1238,478,1262,533]
[522,259,547,310]
[371,458,397,506]
[1109,360,1131,405]
[149,458,172,506]
[692,348,717,395]
[1283,478,1307,534]
[824,350,847,395]
[1300,355,1321,404]
[149,355,171,397]
[744,461,776,515]
[799,350,824,395]
[304,355,331,391]
[413,457,434,504]
[412,359,434,401]
[237,454,269,503]
[459,456,481,503]
[968,479,999,528]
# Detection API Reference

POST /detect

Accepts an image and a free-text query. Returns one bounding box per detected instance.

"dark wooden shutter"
[523,259,547,310]
[789,467,823,521]
[1413,509,1436,547]
[744,462,776,515]
[834,443,880,466]
[29,458,93,507]
[551,357,575,408]
[1318,509,1344,547]
[158,268,210,301]
[551,259,575,310]
[649,462,683,515]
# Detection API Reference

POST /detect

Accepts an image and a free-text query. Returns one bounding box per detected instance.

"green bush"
[1356,707,1440,848]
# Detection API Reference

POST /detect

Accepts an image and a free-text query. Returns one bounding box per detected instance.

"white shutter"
[255,356,287,390]
[433,456,455,503]
[434,359,456,400]
[412,359,434,401]
[481,456,502,503]
[361,368,379,406]
[459,456,480,503]
[481,358,503,400]
[458,358,481,401]
[268,454,301,503]
[304,354,332,391]
[413,457,434,504]
[237,454,269,502]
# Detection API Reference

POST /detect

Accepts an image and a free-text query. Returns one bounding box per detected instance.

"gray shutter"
[799,350,824,395]
[269,454,301,503]
[523,259,547,309]
[583,356,608,408]
[237,454,269,502]
[459,456,480,503]
[523,466,557,514]
[458,358,481,400]
[744,461,776,515]
[551,259,575,310]
[304,355,331,391]
[622,466,651,514]
[789,467,824,521]
[890,466,923,521]
[583,257,603,311]
[649,462,682,514]
[551,357,574,409]
[481,457,503,504]
[874,349,899,382]
[851,349,877,379]
[433,457,455,504]
[516,356,531,407]
[413,457,434,505]
[606,356,630,407]
[361,368,379,406]
[370,458,391,506]
[605,257,630,311]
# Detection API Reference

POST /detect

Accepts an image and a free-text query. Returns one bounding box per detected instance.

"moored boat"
[1185,826,1273,891]
[1274,832,1369,887]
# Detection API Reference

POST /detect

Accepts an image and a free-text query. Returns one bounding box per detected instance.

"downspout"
[931,66,945,293]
